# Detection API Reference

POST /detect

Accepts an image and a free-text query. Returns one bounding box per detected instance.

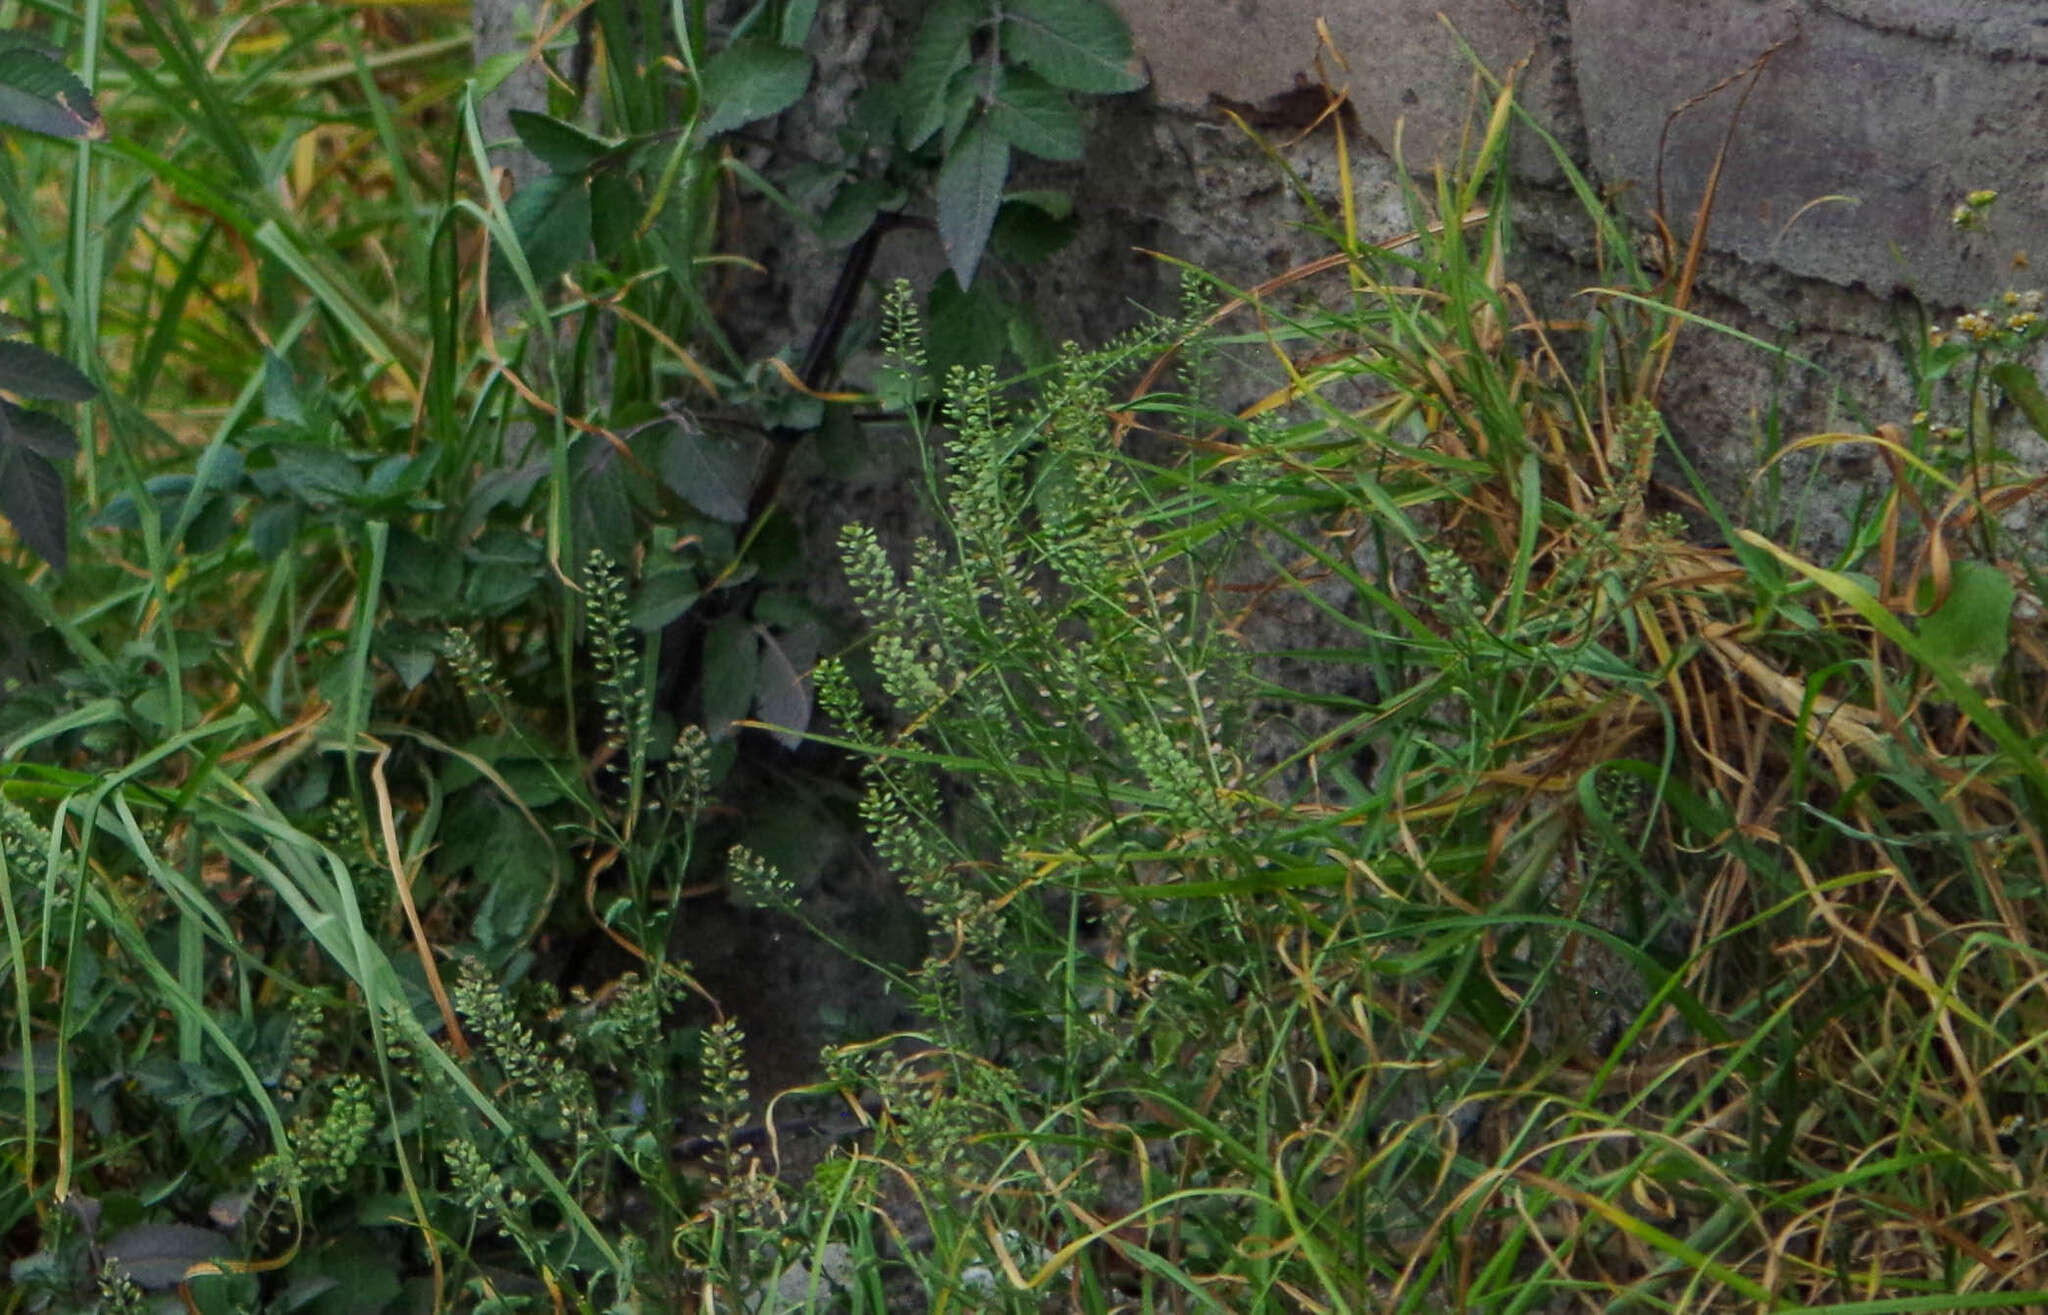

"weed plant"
[785,77,2048,1314]
[3,2,2047,1311]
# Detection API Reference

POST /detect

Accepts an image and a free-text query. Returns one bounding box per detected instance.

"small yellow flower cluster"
[1929,289,2045,349]
[1954,310,2000,342]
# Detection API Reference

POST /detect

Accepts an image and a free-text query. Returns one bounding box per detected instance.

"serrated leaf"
[754,626,811,749]
[0,32,66,61]
[901,0,980,149]
[1003,0,1145,94]
[365,452,421,498]
[262,351,304,425]
[698,41,812,138]
[103,1223,229,1291]
[2,404,76,462]
[509,109,612,174]
[936,120,1009,289]
[470,820,554,956]
[0,340,93,402]
[458,459,546,540]
[0,442,66,569]
[1917,560,2013,687]
[569,431,634,564]
[249,503,299,559]
[1990,361,2048,442]
[654,417,760,523]
[632,570,701,631]
[702,618,761,740]
[465,563,538,615]
[266,443,362,506]
[986,68,1084,160]
[0,47,103,141]
[488,173,591,306]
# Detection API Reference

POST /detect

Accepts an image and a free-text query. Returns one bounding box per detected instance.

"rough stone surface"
[1061,0,2048,545]
[1566,0,2048,306]
[1121,0,2048,307]
[1121,0,1576,177]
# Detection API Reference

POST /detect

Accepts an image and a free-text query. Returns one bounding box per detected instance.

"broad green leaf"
[382,525,461,605]
[102,1223,230,1291]
[509,109,613,174]
[936,120,1009,289]
[0,46,103,141]
[457,459,546,540]
[1003,0,1145,94]
[752,590,821,628]
[703,618,761,739]
[3,404,78,462]
[928,270,1011,379]
[283,1237,403,1315]
[181,493,235,554]
[261,352,305,425]
[992,197,1079,263]
[754,627,812,750]
[1004,187,1073,219]
[780,0,821,46]
[464,563,539,615]
[901,0,980,149]
[632,570,702,631]
[698,41,813,137]
[488,173,591,306]
[263,443,362,507]
[819,177,907,242]
[986,68,1084,159]
[589,170,640,262]
[1007,302,1055,369]
[1991,361,2048,442]
[654,418,761,523]
[1917,560,2014,686]
[468,816,556,956]
[377,630,439,690]
[1739,529,2048,803]
[364,452,424,499]
[569,431,634,564]
[95,474,189,531]
[0,442,66,569]
[0,340,93,402]
[248,503,299,559]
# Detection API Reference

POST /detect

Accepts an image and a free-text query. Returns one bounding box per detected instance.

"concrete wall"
[1125,0,2046,309]
[1053,0,2048,551]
